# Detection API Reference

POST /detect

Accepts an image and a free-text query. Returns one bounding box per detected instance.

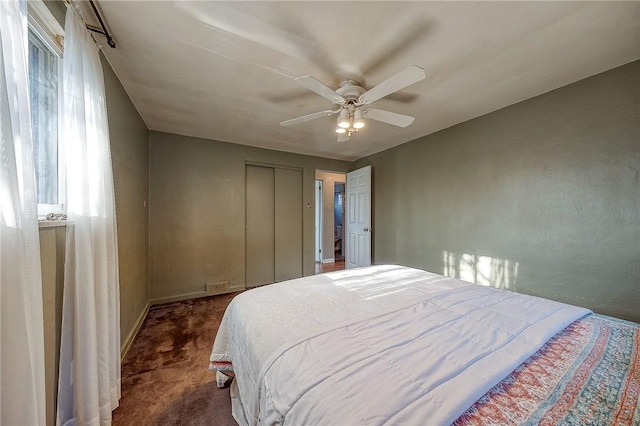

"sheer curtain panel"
[56,6,121,426]
[0,0,46,424]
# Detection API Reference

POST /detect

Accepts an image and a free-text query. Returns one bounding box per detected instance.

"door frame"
[315,179,323,263]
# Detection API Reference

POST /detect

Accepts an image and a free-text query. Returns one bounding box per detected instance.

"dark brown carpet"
[113,293,239,426]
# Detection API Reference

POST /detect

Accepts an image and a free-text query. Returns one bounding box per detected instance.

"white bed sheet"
[210,265,590,425]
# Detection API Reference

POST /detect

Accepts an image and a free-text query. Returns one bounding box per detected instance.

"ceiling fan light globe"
[336,127,346,134]
[353,121,365,129]
[337,109,350,128]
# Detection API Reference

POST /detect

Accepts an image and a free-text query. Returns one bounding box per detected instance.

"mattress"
[209,265,639,425]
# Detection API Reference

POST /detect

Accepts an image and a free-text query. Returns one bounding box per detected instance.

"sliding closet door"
[246,165,275,287]
[274,168,303,282]
[246,164,303,287]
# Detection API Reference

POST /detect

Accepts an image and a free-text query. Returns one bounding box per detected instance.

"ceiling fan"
[280,65,426,142]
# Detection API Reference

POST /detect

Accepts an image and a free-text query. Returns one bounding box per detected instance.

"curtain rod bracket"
[87,0,115,48]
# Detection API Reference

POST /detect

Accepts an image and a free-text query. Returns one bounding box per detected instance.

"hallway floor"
[315,259,345,274]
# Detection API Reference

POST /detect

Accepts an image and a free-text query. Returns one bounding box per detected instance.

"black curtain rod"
[87,0,115,48]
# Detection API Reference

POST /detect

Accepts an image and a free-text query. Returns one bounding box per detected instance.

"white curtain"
[0,0,46,424]
[56,6,121,426]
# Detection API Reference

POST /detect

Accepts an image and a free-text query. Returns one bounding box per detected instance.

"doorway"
[315,170,346,274]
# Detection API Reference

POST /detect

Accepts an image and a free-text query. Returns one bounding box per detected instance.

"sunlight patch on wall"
[443,251,519,291]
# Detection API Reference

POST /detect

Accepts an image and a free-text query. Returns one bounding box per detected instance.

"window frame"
[27,0,65,218]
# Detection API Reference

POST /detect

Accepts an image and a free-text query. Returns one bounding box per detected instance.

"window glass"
[28,27,59,205]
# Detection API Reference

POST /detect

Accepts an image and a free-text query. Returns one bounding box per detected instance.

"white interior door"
[345,166,371,269]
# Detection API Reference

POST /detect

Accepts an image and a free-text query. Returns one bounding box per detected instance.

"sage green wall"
[354,60,640,323]
[149,131,350,301]
[101,56,150,349]
[39,225,65,426]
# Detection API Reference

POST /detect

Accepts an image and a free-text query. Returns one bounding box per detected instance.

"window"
[27,1,64,217]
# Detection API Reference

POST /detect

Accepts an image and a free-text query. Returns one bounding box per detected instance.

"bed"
[209,265,640,425]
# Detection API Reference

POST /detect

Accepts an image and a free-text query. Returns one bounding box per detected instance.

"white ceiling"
[89,1,640,161]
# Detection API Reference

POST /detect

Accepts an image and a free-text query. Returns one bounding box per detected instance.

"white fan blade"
[280,110,336,127]
[363,108,415,128]
[295,76,345,105]
[359,65,426,105]
[337,132,350,143]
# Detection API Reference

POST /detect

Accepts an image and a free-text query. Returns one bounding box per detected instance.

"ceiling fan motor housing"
[336,80,366,104]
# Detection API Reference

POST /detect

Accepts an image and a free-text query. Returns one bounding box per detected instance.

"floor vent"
[206,281,229,296]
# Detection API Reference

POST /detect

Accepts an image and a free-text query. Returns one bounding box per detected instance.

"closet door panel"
[274,168,303,282]
[245,165,275,287]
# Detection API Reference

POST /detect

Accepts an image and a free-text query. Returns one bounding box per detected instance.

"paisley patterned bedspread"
[455,314,640,426]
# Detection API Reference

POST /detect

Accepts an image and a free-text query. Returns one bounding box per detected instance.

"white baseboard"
[322,258,335,264]
[120,300,150,361]
[149,287,244,306]
[149,291,208,306]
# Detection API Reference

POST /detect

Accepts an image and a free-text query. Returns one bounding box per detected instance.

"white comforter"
[211,265,590,425]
